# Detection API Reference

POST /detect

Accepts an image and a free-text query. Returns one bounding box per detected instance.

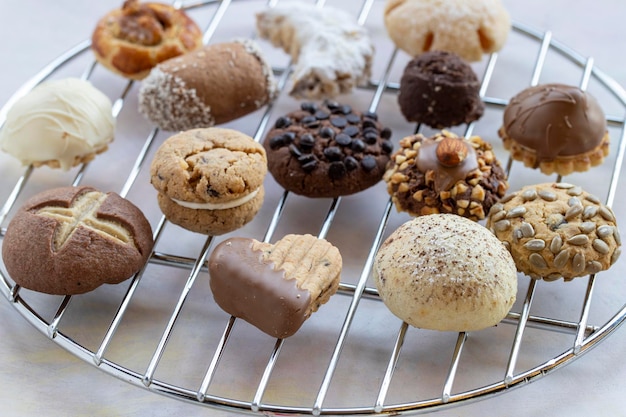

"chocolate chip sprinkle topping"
[264,100,393,183]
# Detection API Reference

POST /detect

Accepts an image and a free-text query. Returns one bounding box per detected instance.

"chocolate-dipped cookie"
[2,186,154,295]
[263,100,393,198]
[208,234,342,338]
[486,182,621,281]
[499,83,610,176]
[384,130,508,221]
[398,51,484,128]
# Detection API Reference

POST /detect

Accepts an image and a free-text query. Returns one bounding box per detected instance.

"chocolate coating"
[208,238,311,338]
[502,83,607,159]
[398,51,484,128]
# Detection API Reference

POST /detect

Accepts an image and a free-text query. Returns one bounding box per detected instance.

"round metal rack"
[1,0,626,415]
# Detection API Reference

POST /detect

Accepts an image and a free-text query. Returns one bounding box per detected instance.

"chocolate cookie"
[263,100,393,198]
[150,128,267,235]
[208,234,342,338]
[398,51,485,128]
[486,182,621,281]
[384,130,508,221]
[499,83,610,176]
[2,186,154,295]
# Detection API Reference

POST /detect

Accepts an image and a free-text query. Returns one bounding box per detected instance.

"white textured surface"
[1,1,626,417]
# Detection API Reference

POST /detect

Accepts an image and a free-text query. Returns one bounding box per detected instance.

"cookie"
[499,83,610,176]
[150,128,267,235]
[2,186,154,295]
[263,100,393,198]
[374,214,517,332]
[384,130,508,221]
[208,234,342,338]
[91,0,203,80]
[398,51,484,128]
[384,0,511,62]
[256,2,373,99]
[139,39,278,131]
[0,78,115,171]
[486,182,621,281]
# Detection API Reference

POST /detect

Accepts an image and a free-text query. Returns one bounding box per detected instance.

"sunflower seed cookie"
[384,130,508,221]
[486,182,621,281]
[208,234,342,338]
[2,186,154,295]
[150,128,267,235]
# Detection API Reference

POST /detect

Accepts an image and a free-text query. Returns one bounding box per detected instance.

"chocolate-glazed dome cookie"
[263,100,393,198]
[499,83,610,176]
[398,51,485,128]
[384,130,508,221]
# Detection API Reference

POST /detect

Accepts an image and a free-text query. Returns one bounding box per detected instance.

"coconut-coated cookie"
[208,234,342,338]
[150,128,267,235]
[374,214,517,332]
[2,186,154,295]
[384,130,508,221]
[486,182,621,281]
[263,100,393,198]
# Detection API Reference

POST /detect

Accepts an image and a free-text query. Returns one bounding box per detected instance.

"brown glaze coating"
[502,84,607,159]
[208,238,311,339]
[2,186,154,295]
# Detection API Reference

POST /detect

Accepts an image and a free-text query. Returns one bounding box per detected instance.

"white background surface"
[1,1,626,416]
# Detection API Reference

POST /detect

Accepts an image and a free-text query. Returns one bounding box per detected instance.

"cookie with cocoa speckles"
[263,100,393,198]
[486,182,621,281]
[150,128,267,235]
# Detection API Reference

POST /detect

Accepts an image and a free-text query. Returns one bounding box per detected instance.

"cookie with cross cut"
[2,186,154,295]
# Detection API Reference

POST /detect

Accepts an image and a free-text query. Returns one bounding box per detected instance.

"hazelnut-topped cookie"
[263,100,393,198]
[486,182,621,281]
[384,130,508,221]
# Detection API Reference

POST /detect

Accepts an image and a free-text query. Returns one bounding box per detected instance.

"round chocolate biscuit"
[263,100,393,198]
[2,186,154,295]
[486,182,621,281]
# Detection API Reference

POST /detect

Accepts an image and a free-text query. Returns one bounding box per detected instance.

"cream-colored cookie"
[0,78,115,170]
[256,2,373,99]
[374,214,517,332]
[384,0,511,62]
[208,234,342,338]
[486,183,621,281]
[150,128,267,235]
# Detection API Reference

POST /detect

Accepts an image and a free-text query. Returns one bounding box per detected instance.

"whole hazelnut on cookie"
[383,130,508,221]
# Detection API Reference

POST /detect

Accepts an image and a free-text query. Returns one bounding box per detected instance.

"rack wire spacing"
[1,0,626,415]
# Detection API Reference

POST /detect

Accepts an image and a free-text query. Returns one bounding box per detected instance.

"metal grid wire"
[1,0,626,415]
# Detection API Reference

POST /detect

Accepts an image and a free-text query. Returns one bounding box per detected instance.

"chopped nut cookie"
[384,130,508,221]
[486,182,621,281]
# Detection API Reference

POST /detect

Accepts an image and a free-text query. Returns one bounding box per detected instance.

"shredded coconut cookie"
[256,2,374,99]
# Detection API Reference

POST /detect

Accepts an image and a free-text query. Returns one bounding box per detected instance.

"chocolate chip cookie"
[2,186,154,295]
[150,128,267,235]
[384,130,508,221]
[208,234,342,338]
[263,100,393,198]
[486,182,621,281]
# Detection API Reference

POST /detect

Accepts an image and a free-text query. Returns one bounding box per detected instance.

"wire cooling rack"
[2,0,626,415]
